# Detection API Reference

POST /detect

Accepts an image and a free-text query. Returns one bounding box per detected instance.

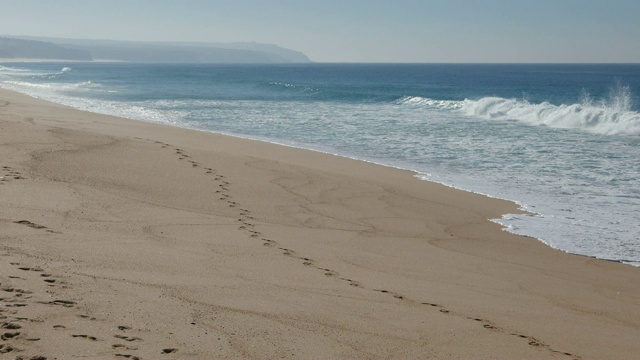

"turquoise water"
[1,63,639,265]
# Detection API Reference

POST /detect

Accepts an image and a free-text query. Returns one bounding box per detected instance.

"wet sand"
[1,88,639,359]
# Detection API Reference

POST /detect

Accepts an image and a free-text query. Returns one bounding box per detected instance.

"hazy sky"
[1,0,639,63]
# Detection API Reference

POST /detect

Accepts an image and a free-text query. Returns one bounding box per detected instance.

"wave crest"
[396,91,640,136]
[395,96,463,110]
[2,80,100,91]
[268,81,316,92]
[462,97,640,136]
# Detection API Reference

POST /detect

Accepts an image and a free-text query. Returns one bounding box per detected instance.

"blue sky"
[1,0,638,63]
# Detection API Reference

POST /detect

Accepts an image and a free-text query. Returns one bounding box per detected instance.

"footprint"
[554,351,576,357]
[323,269,338,277]
[1,322,21,330]
[421,302,441,308]
[114,334,142,342]
[0,344,14,353]
[1,331,20,340]
[13,220,47,229]
[115,354,140,359]
[301,257,315,266]
[48,299,75,307]
[339,278,362,288]
[2,287,32,294]
[372,289,404,300]
[72,334,98,341]
[18,267,44,272]
[262,239,276,247]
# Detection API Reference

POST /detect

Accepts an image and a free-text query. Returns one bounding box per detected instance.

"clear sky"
[1,0,638,63]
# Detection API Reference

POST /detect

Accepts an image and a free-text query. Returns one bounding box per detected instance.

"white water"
[398,83,640,136]
[1,64,639,266]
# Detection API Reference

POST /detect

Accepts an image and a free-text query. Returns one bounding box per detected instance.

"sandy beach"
[1,87,639,359]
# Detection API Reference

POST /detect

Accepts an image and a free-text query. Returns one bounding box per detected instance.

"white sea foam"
[0,65,29,73]
[0,65,73,80]
[461,97,640,136]
[269,81,317,92]
[0,65,46,77]
[2,80,100,92]
[396,96,463,110]
[396,92,640,136]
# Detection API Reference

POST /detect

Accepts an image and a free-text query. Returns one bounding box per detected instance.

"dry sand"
[1,88,639,359]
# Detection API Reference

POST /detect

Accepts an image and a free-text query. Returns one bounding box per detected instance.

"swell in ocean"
[1,63,639,266]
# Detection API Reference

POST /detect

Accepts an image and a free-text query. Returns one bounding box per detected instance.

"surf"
[396,84,640,136]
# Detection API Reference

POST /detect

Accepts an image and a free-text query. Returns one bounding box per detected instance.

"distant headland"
[0,36,311,63]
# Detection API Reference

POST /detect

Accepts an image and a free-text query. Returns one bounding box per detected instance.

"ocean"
[1,62,639,266]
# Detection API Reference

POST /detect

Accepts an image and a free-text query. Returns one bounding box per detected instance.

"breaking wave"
[395,96,463,110]
[397,84,640,136]
[3,80,99,90]
[461,96,640,136]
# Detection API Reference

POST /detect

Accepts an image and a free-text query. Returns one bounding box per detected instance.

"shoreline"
[1,87,639,359]
[0,82,553,258]
[4,82,633,268]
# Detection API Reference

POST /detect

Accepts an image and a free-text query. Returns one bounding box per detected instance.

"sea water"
[1,63,639,266]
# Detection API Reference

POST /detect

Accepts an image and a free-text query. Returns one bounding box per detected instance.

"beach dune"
[1,88,639,359]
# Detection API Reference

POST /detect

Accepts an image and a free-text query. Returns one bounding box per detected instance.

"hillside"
[0,37,92,60]
[2,36,311,63]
